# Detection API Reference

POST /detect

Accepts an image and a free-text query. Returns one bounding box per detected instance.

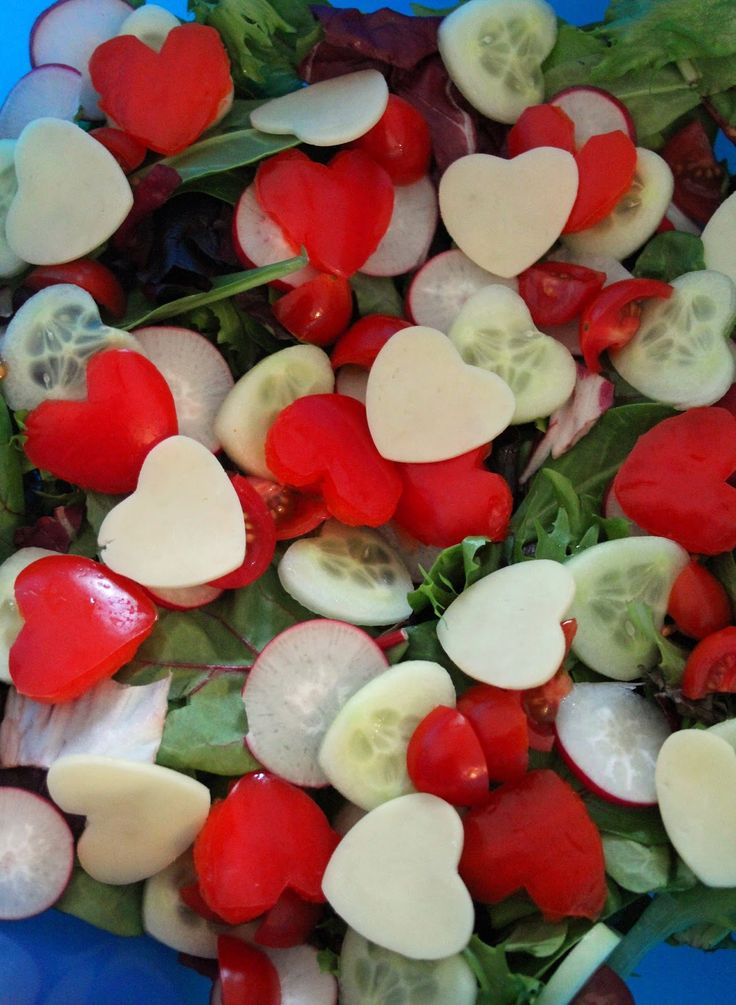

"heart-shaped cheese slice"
[437,559,576,688]
[47,754,211,885]
[439,149,578,278]
[365,325,515,462]
[250,69,389,146]
[98,435,246,589]
[655,729,736,887]
[322,792,474,959]
[5,118,133,265]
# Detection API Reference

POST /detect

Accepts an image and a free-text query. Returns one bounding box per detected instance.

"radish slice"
[30,0,134,119]
[0,787,74,920]
[555,683,671,806]
[232,184,320,289]
[132,326,235,452]
[407,249,518,332]
[117,4,180,52]
[535,924,621,1005]
[243,620,388,787]
[359,176,437,278]
[147,582,223,610]
[549,86,636,147]
[0,65,82,140]
[260,944,338,1005]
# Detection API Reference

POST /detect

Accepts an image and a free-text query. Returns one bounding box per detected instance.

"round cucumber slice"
[562,148,673,261]
[566,537,689,681]
[438,0,558,124]
[214,343,334,480]
[0,284,140,411]
[534,924,620,1005]
[278,519,413,627]
[0,547,57,684]
[448,284,576,423]
[318,660,456,811]
[0,140,25,279]
[339,927,477,1005]
[609,270,736,409]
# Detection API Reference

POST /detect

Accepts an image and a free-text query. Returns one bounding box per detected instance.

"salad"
[1,0,736,1002]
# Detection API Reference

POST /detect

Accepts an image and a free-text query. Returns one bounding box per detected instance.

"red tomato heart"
[612,407,736,555]
[10,555,157,703]
[406,705,489,806]
[563,130,638,233]
[265,394,402,527]
[393,446,512,547]
[256,149,394,277]
[24,349,178,495]
[193,771,339,925]
[459,769,606,922]
[89,24,233,156]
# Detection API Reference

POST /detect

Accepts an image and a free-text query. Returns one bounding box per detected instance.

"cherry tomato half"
[662,120,726,225]
[406,705,489,806]
[208,475,276,590]
[217,935,280,1005]
[518,261,606,327]
[90,126,148,173]
[681,625,736,700]
[352,94,432,184]
[272,273,353,346]
[24,258,127,317]
[579,278,673,372]
[456,684,528,784]
[668,560,732,640]
[246,476,329,541]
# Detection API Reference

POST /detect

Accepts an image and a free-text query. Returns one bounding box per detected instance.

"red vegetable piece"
[23,349,178,495]
[254,888,323,949]
[24,258,127,318]
[613,407,736,556]
[351,94,432,184]
[194,772,339,925]
[570,965,635,1005]
[246,477,329,541]
[406,705,489,806]
[518,261,606,327]
[113,163,182,252]
[90,127,148,174]
[208,475,276,590]
[179,882,224,923]
[662,120,726,225]
[456,684,528,784]
[506,104,576,158]
[89,24,233,156]
[681,625,736,700]
[523,666,574,727]
[579,278,673,373]
[265,394,402,527]
[256,148,394,277]
[563,131,638,233]
[331,314,407,370]
[217,936,281,1005]
[10,555,157,703]
[272,273,353,347]
[668,560,732,640]
[459,769,607,922]
[392,446,512,547]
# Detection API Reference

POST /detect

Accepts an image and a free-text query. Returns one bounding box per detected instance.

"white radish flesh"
[407,249,518,332]
[0,788,74,920]
[232,184,320,288]
[243,620,388,787]
[0,65,82,140]
[360,175,437,278]
[117,4,180,51]
[549,86,636,146]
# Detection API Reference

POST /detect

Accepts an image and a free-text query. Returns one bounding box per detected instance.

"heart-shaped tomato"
[255,149,394,277]
[563,130,637,233]
[193,771,339,925]
[24,348,178,495]
[89,24,233,156]
[10,555,157,703]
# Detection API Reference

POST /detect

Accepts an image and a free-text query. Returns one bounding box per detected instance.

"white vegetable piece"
[233,184,320,288]
[0,140,26,279]
[117,4,180,52]
[534,923,621,1005]
[98,435,247,590]
[0,547,57,684]
[709,717,736,751]
[365,325,515,462]
[334,364,369,403]
[5,118,134,266]
[47,754,211,885]
[260,944,338,1005]
[360,175,438,278]
[655,729,736,887]
[322,792,474,960]
[438,0,558,123]
[0,65,82,140]
[439,149,579,277]
[702,190,736,285]
[437,560,576,688]
[215,344,334,479]
[251,69,389,146]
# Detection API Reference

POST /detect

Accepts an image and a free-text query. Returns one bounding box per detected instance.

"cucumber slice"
[562,149,673,261]
[609,270,736,409]
[566,537,689,681]
[278,519,413,627]
[0,140,25,279]
[438,0,557,124]
[339,927,477,1005]
[534,923,620,1005]
[448,284,576,423]
[0,547,57,684]
[0,284,141,411]
[318,661,456,810]
[214,344,334,480]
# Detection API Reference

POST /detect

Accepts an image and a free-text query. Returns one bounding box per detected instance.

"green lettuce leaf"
[463,936,541,1005]
[56,866,144,936]
[349,273,405,319]
[407,537,502,616]
[603,835,673,893]
[0,399,25,562]
[633,232,706,281]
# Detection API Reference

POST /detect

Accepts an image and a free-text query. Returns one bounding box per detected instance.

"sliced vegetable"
[457,683,529,784]
[518,261,605,328]
[24,258,127,318]
[208,475,276,591]
[273,273,354,347]
[351,94,432,184]
[0,64,82,140]
[681,626,736,700]
[406,705,489,807]
[667,560,732,641]
[579,276,673,373]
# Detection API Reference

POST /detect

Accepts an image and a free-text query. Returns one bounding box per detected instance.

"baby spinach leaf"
[349,273,405,319]
[56,866,144,937]
[603,835,672,893]
[464,936,541,1005]
[156,127,299,185]
[504,918,568,958]
[633,232,706,281]
[583,794,669,845]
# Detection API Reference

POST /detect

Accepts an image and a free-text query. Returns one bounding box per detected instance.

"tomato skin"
[456,684,528,784]
[272,274,353,347]
[246,477,329,540]
[563,131,638,233]
[662,120,726,225]
[217,936,281,1005]
[518,262,606,327]
[668,560,732,640]
[208,475,277,590]
[253,889,323,949]
[406,705,489,806]
[90,126,148,173]
[681,626,736,699]
[331,314,407,369]
[579,278,673,373]
[523,666,574,728]
[352,94,432,184]
[24,258,127,318]
[507,104,576,158]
